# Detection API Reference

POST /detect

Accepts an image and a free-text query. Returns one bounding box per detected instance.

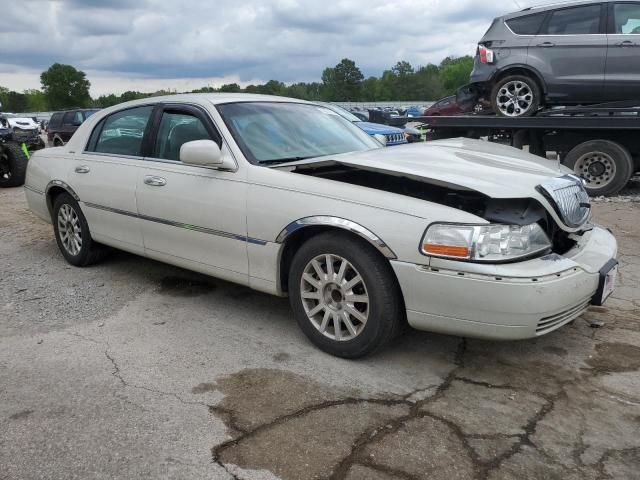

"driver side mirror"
[180,140,235,170]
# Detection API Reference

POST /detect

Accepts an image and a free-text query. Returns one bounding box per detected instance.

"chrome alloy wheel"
[497,80,534,117]
[57,204,82,256]
[300,254,369,342]
[574,151,616,189]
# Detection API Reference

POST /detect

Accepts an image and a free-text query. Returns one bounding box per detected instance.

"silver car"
[472,0,640,116]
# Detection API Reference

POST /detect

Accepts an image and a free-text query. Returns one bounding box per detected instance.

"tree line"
[0,56,473,113]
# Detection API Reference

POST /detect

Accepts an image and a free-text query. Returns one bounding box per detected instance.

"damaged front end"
[284,160,589,262]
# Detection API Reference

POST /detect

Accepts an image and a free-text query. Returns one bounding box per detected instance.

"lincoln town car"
[24,94,618,357]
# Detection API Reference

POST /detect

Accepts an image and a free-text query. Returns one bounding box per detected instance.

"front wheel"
[0,142,29,187]
[491,75,541,117]
[288,232,404,358]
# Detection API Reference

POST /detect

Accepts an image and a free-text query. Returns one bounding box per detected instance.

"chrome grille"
[385,133,405,144]
[538,175,590,228]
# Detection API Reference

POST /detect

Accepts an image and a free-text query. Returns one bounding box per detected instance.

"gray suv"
[471,0,640,116]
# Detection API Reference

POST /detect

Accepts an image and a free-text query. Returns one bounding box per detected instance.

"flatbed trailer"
[415,102,640,196]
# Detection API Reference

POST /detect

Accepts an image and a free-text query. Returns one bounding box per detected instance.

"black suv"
[47,109,99,146]
[471,0,640,116]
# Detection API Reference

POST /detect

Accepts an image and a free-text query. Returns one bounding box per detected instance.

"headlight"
[421,223,551,262]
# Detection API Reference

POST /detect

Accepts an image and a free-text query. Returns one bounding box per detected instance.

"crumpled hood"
[284,138,569,199]
[355,121,404,135]
[7,117,38,130]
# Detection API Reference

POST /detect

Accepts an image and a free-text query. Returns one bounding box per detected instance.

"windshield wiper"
[259,156,312,165]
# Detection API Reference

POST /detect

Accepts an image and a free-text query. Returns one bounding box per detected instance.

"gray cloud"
[0,0,544,94]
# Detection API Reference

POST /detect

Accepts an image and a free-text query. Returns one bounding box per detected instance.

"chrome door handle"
[74,165,90,174]
[143,175,166,187]
[616,40,636,47]
[536,42,555,48]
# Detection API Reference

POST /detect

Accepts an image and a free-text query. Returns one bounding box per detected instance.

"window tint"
[62,112,75,126]
[614,3,640,33]
[154,111,213,161]
[49,113,62,128]
[506,13,546,35]
[544,5,602,35]
[92,106,153,157]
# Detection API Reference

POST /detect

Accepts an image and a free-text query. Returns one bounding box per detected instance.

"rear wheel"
[564,140,633,196]
[491,75,541,117]
[52,193,108,266]
[288,232,404,358]
[0,142,29,188]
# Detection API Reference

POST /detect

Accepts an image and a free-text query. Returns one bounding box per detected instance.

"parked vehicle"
[0,105,30,187]
[1,114,45,151]
[318,102,408,146]
[420,101,640,196]
[404,106,425,118]
[424,96,465,116]
[25,94,617,358]
[47,109,99,146]
[472,0,640,117]
[348,109,369,122]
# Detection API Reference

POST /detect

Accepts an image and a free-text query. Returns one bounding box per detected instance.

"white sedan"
[24,94,618,358]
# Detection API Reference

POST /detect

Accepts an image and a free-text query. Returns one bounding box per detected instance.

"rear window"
[506,13,546,35]
[543,5,602,35]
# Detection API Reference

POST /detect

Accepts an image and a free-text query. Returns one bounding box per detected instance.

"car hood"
[7,118,38,130]
[354,121,404,135]
[278,138,569,199]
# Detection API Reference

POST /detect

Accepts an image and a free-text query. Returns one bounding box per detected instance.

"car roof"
[503,0,606,20]
[107,93,311,110]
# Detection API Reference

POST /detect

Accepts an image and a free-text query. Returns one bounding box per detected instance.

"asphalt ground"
[1,183,639,480]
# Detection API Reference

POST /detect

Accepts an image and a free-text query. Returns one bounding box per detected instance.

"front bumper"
[392,226,617,340]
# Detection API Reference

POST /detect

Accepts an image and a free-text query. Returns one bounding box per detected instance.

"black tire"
[563,140,633,196]
[53,137,63,147]
[491,75,541,117]
[288,232,404,358]
[0,142,29,188]
[52,193,108,266]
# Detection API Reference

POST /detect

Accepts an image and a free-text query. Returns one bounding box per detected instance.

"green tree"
[24,89,48,112]
[321,58,364,101]
[40,63,91,110]
[439,56,474,94]
[218,83,241,93]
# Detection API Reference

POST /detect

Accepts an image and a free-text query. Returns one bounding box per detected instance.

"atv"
[0,103,30,188]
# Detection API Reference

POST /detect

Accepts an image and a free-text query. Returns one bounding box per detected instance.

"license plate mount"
[592,259,618,306]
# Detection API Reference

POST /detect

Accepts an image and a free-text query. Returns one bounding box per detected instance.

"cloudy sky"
[1,0,542,96]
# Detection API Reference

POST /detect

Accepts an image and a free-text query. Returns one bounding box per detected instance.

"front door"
[72,104,155,253]
[605,2,640,100]
[529,3,607,103]
[136,105,249,285]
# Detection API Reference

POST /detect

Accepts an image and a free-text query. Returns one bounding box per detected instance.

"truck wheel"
[491,75,541,117]
[288,232,404,358]
[0,142,29,188]
[564,140,633,196]
[52,193,109,266]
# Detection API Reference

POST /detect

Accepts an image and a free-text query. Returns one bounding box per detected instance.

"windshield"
[317,102,362,123]
[217,102,380,164]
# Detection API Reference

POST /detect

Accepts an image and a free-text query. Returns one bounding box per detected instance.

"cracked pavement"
[1,185,639,479]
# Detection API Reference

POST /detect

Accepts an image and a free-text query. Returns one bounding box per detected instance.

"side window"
[62,112,75,126]
[49,113,62,129]
[506,13,546,35]
[614,3,640,33]
[543,5,602,35]
[90,106,153,157]
[153,111,213,161]
[73,111,84,125]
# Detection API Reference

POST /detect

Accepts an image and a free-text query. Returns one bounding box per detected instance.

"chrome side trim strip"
[275,216,396,259]
[83,202,267,245]
[24,185,44,195]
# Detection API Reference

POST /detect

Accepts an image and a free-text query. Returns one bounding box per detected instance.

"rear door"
[73,105,155,253]
[605,2,640,99]
[529,3,607,103]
